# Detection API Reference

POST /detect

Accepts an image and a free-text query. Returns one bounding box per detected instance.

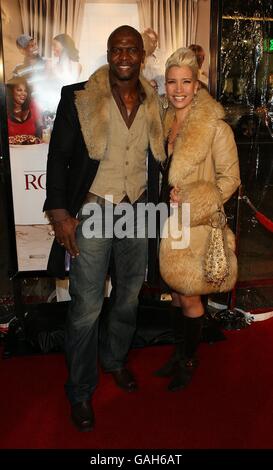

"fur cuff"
[159,226,237,296]
[178,180,223,226]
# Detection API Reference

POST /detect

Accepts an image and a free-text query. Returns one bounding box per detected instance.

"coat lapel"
[165,89,225,187]
[75,65,165,162]
[75,66,111,160]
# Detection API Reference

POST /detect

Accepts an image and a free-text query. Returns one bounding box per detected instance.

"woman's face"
[52,39,63,57]
[13,84,28,105]
[165,65,198,111]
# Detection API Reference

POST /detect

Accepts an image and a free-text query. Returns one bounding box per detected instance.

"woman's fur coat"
[159,88,241,295]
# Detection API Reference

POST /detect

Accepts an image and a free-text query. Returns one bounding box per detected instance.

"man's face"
[107,30,145,81]
[22,39,39,58]
[146,32,157,54]
[195,50,205,69]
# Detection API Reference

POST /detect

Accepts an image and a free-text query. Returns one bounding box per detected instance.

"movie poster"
[1,0,140,272]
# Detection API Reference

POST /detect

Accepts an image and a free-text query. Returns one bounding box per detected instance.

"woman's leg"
[179,294,204,317]
[168,295,204,391]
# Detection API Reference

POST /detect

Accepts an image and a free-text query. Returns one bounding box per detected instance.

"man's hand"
[46,209,80,257]
[53,216,80,258]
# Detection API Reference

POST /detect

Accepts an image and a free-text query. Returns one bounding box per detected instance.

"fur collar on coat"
[160,90,238,295]
[74,65,165,162]
[163,88,225,187]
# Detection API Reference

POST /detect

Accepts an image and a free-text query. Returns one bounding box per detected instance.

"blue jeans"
[65,200,147,404]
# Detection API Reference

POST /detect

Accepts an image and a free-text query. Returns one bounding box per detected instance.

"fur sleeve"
[212,121,241,203]
[177,180,223,226]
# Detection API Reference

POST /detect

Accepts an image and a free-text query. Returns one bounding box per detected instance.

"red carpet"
[0,320,273,450]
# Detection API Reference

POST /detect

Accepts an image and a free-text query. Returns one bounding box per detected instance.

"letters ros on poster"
[9,143,48,225]
[25,171,46,191]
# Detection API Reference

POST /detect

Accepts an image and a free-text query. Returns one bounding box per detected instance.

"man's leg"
[65,206,112,405]
[100,205,147,372]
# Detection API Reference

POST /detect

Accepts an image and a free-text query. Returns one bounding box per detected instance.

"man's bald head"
[107,25,143,51]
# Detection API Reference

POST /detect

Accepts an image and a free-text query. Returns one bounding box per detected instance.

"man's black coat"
[44,67,165,280]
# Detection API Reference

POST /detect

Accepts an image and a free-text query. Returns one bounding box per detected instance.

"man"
[13,35,45,80]
[188,44,208,88]
[44,25,165,432]
[141,28,165,95]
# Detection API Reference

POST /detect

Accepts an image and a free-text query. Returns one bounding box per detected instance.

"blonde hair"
[165,47,199,81]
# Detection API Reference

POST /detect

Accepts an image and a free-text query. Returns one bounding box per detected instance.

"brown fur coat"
[159,89,240,295]
[74,65,165,163]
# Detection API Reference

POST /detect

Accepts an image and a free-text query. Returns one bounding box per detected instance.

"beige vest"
[90,97,149,203]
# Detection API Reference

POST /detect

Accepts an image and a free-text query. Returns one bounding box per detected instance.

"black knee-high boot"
[168,315,203,391]
[154,306,184,377]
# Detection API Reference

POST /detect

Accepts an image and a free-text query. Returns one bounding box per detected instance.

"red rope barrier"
[255,212,273,233]
[242,195,273,232]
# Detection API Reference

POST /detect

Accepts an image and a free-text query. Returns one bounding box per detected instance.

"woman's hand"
[170,186,181,204]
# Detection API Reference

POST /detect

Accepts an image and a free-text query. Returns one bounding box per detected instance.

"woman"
[7,78,42,143]
[157,48,240,391]
[50,33,82,83]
